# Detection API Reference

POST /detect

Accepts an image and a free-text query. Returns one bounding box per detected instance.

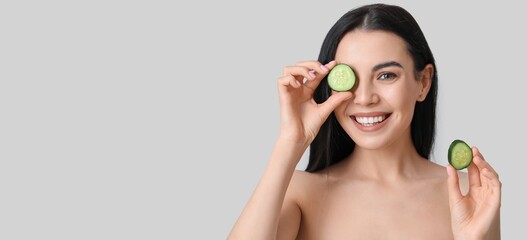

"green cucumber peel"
[448,139,473,170]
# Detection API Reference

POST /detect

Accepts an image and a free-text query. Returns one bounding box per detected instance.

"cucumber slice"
[448,139,473,170]
[328,64,356,92]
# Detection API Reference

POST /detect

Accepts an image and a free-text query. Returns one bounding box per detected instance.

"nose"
[353,80,379,106]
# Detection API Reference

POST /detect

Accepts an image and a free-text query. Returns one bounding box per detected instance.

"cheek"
[385,82,419,105]
[382,85,418,120]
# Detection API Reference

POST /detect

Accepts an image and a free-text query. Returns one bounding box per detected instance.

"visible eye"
[378,72,397,80]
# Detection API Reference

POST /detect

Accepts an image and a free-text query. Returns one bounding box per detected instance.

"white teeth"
[355,115,387,126]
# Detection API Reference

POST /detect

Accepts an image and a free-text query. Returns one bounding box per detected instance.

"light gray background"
[1,0,524,239]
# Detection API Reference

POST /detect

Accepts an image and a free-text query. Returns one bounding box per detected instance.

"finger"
[472,147,499,177]
[481,167,502,190]
[318,91,353,119]
[473,147,487,162]
[295,60,335,77]
[282,65,317,82]
[278,60,337,91]
[299,60,337,90]
[467,159,481,188]
[480,166,502,210]
[473,147,497,175]
[473,156,500,189]
[277,75,302,88]
[446,165,463,205]
[473,146,485,160]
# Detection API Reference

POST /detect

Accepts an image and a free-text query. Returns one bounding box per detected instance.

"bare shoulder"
[287,170,328,201]
[290,170,327,189]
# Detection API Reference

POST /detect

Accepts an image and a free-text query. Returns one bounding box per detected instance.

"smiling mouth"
[352,114,391,126]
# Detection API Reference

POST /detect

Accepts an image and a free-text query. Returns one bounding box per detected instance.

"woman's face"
[333,30,430,150]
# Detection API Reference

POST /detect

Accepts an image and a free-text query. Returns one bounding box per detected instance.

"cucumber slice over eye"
[328,64,356,92]
[448,139,473,170]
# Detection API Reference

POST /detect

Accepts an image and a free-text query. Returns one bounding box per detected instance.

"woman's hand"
[447,147,501,240]
[277,60,352,146]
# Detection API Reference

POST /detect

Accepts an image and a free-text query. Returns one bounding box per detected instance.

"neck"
[340,135,427,181]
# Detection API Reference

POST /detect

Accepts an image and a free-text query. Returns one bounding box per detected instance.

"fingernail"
[325,60,336,66]
[309,70,316,78]
[320,65,328,72]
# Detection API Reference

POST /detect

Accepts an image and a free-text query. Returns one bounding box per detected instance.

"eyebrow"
[372,61,403,72]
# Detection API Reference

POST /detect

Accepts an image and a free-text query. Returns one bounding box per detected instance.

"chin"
[352,136,392,150]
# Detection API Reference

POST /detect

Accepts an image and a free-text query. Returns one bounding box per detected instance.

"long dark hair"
[306,4,438,172]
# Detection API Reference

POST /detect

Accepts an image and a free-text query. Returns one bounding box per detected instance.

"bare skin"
[280,158,466,240]
[228,30,501,240]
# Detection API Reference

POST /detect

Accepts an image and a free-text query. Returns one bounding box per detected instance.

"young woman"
[229,4,501,239]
